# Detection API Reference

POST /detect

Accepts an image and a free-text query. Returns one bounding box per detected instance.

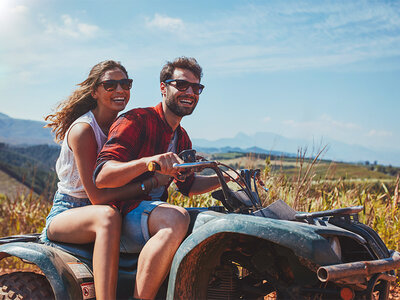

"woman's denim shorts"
[40,191,164,254]
[40,191,91,244]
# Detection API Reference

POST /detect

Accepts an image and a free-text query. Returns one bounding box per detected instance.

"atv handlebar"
[172,161,218,170]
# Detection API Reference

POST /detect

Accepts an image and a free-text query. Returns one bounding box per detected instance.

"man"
[94,57,229,299]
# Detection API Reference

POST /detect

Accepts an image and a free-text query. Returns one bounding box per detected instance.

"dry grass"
[0,191,51,271]
[1,153,399,289]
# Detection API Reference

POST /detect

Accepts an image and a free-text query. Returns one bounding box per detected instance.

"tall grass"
[0,191,51,272]
[1,154,399,282]
[260,152,400,255]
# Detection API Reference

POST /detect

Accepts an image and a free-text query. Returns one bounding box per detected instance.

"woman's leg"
[134,204,190,299]
[47,205,121,300]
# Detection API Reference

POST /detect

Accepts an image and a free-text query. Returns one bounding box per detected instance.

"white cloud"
[186,1,400,73]
[320,114,360,130]
[43,14,99,38]
[367,129,393,137]
[280,114,363,143]
[146,14,184,31]
[282,114,360,131]
[278,114,399,150]
[12,4,29,14]
[263,116,271,123]
[0,2,30,34]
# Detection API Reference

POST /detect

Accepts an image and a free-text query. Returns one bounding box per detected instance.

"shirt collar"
[154,102,182,134]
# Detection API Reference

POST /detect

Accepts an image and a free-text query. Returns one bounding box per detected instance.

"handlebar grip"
[148,162,161,172]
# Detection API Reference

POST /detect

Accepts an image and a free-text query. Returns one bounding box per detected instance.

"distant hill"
[0,169,38,198]
[1,112,399,166]
[193,132,400,167]
[0,112,55,145]
[0,143,59,197]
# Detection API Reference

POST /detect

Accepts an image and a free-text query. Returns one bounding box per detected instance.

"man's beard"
[166,95,197,117]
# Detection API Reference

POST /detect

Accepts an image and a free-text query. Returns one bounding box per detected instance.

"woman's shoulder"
[68,121,94,140]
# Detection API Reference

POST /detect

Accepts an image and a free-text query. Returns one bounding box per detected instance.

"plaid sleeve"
[95,113,142,177]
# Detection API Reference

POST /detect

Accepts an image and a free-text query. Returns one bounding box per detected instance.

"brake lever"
[254,171,269,193]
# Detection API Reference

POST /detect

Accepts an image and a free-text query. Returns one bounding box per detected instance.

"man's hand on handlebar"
[146,152,189,181]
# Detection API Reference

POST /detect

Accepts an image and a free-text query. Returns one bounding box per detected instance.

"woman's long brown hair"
[45,60,129,142]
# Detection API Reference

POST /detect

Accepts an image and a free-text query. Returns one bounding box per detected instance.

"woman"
[41,60,168,300]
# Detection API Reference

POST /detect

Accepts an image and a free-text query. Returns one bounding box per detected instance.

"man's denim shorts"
[120,200,165,253]
[40,191,91,244]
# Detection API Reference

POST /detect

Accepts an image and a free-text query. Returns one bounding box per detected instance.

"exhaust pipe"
[317,251,400,282]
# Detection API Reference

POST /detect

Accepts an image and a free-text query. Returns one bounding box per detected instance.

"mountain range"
[0,112,55,145]
[0,112,399,166]
[192,132,400,166]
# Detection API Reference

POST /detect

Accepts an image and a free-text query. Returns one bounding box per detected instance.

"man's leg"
[134,204,189,299]
[48,205,122,300]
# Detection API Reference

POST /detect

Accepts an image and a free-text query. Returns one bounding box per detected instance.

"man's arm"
[188,175,222,196]
[96,152,185,188]
[188,170,237,196]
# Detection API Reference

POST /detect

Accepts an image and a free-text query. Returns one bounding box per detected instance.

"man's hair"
[160,56,203,83]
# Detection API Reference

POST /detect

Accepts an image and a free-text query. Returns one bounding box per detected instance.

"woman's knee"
[97,205,122,232]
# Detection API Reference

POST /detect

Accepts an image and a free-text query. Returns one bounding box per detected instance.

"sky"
[1,0,400,158]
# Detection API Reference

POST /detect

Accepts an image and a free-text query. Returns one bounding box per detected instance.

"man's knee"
[149,205,189,236]
[170,206,190,232]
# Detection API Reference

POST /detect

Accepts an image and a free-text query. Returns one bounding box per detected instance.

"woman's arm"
[68,123,158,205]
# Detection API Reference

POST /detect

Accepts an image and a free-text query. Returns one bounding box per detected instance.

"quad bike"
[1,149,399,299]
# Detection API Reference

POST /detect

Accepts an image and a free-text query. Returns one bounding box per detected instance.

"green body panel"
[0,242,88,300]
[167,211,341,299]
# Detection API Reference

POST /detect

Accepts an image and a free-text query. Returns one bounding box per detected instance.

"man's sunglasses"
[98,79,133,92]
[164,79,204,95]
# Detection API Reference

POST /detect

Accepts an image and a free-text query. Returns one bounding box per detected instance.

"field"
[0,169,37,198]
[0,152,399,297]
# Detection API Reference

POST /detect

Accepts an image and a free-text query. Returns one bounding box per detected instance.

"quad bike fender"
[0,242,93,300]
[167,212,341,300]
[187,211,341,263]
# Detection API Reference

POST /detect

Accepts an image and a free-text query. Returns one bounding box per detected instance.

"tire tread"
[0,272,54,300]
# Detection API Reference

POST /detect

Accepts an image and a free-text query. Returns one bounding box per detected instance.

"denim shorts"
[40,191,91,244]
[40,192,164,253]
[120,200,165,253]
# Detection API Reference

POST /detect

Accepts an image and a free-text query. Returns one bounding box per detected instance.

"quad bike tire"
[0,271,54,300]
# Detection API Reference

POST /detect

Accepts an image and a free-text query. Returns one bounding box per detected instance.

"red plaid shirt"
[95,102,195,211]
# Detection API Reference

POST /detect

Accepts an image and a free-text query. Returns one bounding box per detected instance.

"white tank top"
[56,111,107,198]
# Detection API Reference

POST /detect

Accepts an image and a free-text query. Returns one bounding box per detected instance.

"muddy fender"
[0,242,93,300]
[167,212,340,300]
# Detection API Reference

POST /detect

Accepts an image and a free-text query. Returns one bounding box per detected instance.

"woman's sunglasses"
[164,79,204,95]
[98,79,133,92]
